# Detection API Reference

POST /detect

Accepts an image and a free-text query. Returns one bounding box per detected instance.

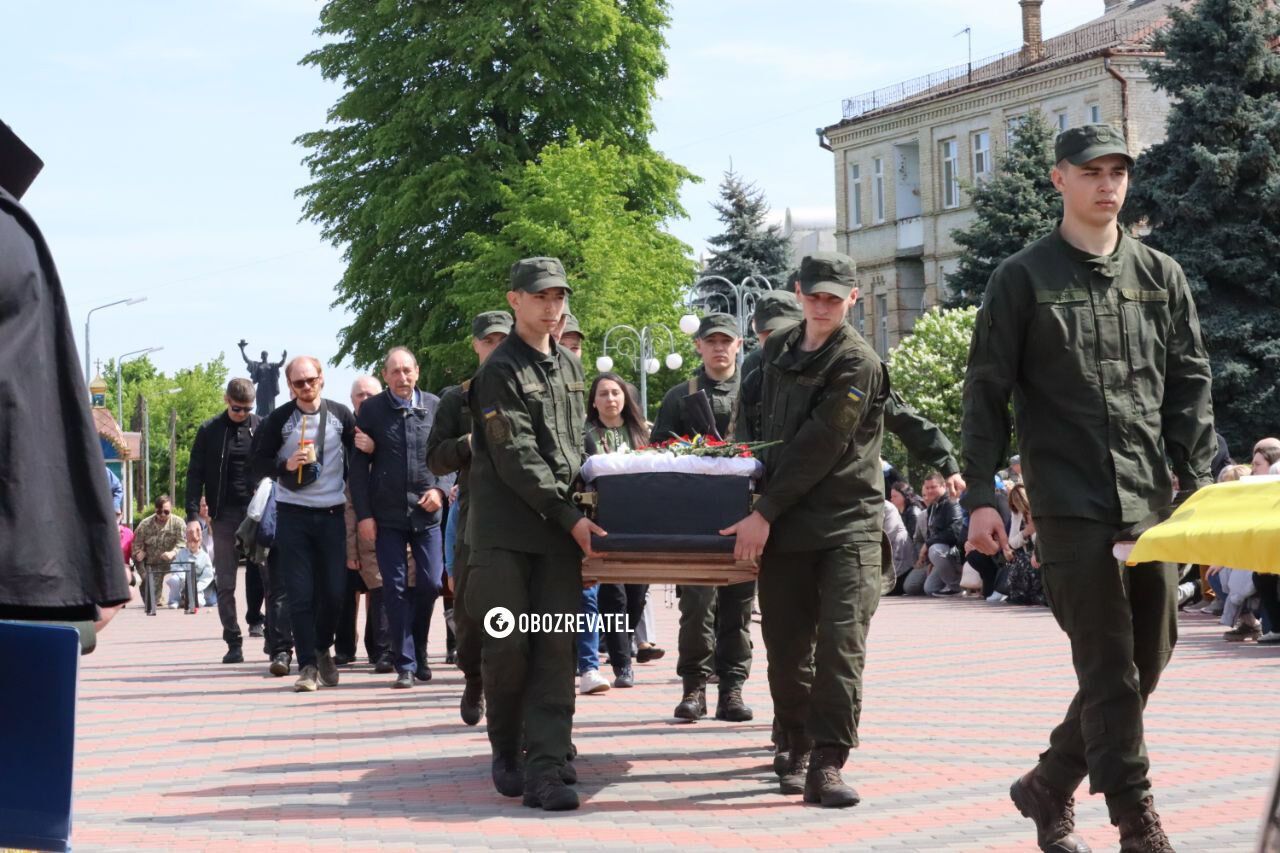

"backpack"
[1005,546,1045,606]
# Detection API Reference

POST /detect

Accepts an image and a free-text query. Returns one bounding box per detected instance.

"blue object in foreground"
[0,620,80,852]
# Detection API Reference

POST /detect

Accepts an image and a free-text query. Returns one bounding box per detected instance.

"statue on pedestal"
[237,339,287,417]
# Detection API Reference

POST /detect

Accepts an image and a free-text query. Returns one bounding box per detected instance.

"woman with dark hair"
[585,372,649,454]
[889,481,926,542]
[575,373,655,695]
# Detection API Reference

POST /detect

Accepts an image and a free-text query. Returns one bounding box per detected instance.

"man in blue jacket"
[350,347,455,688]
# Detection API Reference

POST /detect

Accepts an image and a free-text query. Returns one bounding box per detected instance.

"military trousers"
[1033,516,1178,821]
[758,540,880,749]
[451,539,482,684]
[676,580,754,688]
[466,547,582,780]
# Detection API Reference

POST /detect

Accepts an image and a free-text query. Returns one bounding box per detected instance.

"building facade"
[822,0,1186,357]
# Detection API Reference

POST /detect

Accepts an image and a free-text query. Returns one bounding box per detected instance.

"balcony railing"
[840,17,1170,121]
[897,217,923,251]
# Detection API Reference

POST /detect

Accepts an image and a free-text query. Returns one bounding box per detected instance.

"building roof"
[830,0,1186,130]
[93,406,133,459]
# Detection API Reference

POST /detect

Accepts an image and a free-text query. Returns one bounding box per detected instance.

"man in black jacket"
[919,471,966,596]
[185,378,261,663]
[251,356,357,693]
[350,347,455,689]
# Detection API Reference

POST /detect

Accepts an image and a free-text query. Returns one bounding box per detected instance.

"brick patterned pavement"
[72,587,1278,852]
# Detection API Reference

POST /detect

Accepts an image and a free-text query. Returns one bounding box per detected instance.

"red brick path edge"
[72,588,1278,851]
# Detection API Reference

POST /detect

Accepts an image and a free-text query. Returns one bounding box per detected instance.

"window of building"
[1089,103,1102,124]
[940,138,959,209]
[854,300,866,335]
[1055,110,1070,132]
[876,294,889,358]
[1006,114,1027,147]
[972,131,991,182]
[872,158,885,223]
[846,162,863,229]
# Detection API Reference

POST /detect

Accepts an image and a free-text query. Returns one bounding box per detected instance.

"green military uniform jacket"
[651,366,739,442]
[427,380,473,545]
[467,333,587,554]
[741,326,957,477]
[961,226,1215,523]
[738,322,889,551]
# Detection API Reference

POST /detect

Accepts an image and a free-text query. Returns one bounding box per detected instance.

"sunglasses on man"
[290,376,320,390]
[228,404,253,414]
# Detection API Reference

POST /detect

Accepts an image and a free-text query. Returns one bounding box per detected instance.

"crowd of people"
[87,123,1279,852]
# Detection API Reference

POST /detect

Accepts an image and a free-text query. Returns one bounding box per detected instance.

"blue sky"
[5,0,1105,399]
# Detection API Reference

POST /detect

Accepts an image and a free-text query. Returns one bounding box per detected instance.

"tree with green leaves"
[943,111,1059,308]
[701,169,790,297]
[296,0,687,379]
[443,135,697,405]
[1122,0,1280,452]
[882,307,977,478]
[105,354,229,517]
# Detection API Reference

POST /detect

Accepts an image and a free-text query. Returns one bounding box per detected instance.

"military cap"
[560,312,582,338]
[799,252,858,299]
[1055,124,1133,167]
[472,310,513,340]
[752,290,803,334]
[509,256,573,293]
[696,313,740,340]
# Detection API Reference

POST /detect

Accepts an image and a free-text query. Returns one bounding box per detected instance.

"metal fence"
[841,16,1171,121]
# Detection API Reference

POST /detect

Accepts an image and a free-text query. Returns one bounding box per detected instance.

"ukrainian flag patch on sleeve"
[847,386,865,403]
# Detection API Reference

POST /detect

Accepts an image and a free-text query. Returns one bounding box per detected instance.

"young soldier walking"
[426,310,512,726]
[963,124,1215,853]
[727,252,888,808]
[466,258,604,812]
[652,312,754,724]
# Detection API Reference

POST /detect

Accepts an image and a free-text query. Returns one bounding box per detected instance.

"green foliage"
[944,111,1059,307]
[104,355,228,511]
[296,0,686,381]
[1121,0,1280,452]
[702,169,791,295]
[443,135,698,407]
[884,307,978,480]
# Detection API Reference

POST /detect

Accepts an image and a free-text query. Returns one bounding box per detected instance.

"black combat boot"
[491,750,524,798]
[1009,770,1093,852]
[778,732,811,795]
[715,684,753,721]
[1115,796,1175,853]
[673,678,706,721]
[522,774,580,811]
[221,643,244,664]
[771,719,789,776]
[803,745,860,808]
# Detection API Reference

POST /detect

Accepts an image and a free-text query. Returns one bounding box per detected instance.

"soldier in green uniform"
[741,289,803,383]
[726,252,888,809]
[963,125,1215,853]
[465,257,605,812]
[739,286,965,775]
[426,310,511,726]
[652,313,755,724]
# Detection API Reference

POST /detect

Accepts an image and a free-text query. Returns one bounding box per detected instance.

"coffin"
[578,453,762,586]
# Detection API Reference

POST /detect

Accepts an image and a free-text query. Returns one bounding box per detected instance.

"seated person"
[166,524,215,609]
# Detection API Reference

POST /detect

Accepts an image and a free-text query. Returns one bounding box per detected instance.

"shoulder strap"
[461,379,472,393]
[314,400,329,464]
[687,376,698,397]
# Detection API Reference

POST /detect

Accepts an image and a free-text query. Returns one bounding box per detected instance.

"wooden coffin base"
[582,551,759,586]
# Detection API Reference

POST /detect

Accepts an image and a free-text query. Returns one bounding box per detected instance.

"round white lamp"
[595,355,614,373]
[644,357,660,375]
[665,352,683,371]
[678,313,701,336]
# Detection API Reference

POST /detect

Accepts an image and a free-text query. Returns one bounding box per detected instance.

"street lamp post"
[85,296,147,386]
[116,346,163,424]
[681,275,775,367]
[142,387,181,507]
[595,324,683,415]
